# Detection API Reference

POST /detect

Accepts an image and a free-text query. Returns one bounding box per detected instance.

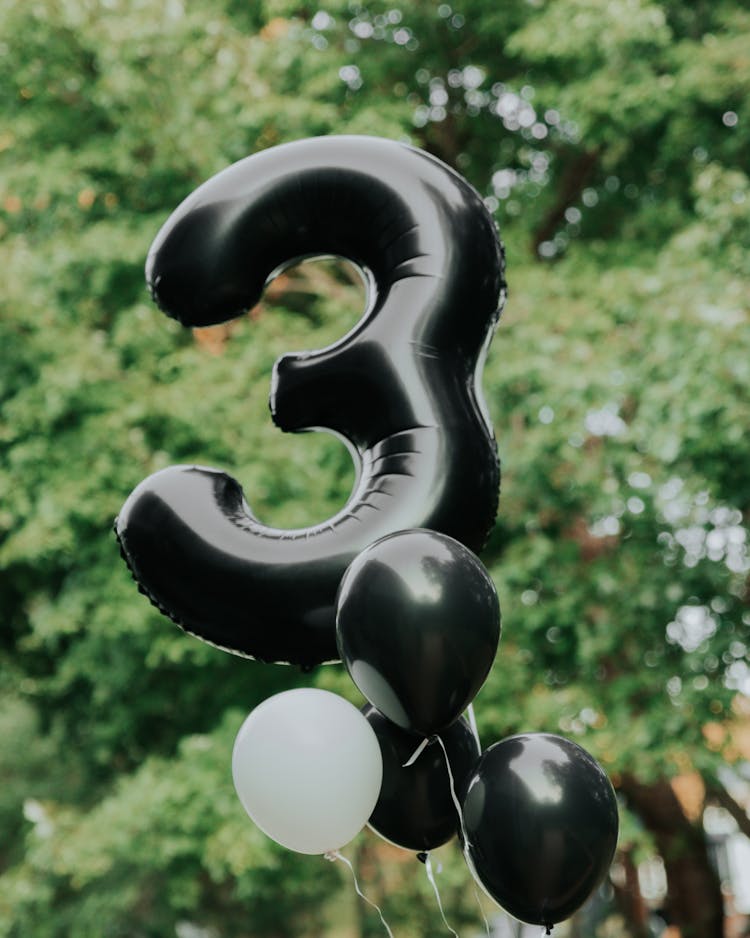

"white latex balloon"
[232,688,383,855]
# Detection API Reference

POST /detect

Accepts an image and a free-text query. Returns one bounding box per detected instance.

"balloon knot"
[545,924,553,935]
[416,851,428,864]
[324,851,338,863]
[300,662,315,674]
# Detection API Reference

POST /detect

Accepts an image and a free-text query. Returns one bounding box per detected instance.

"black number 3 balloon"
[115,136,505,667]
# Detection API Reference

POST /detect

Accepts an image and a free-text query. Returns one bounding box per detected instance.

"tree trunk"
[620,774,724,938]
[610,848,651,938]
[531,148,599,255]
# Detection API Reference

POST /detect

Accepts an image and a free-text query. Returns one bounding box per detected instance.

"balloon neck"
[545,924,553,935]
[416,851,428,864]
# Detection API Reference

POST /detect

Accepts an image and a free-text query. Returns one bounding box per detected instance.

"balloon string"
[424,853,459,938]
[402,735,430,767]
[434,735,470,850]
[466,702,481,750]
[325,850,395,938]
[434,736,492,933]
[472,884,491,938]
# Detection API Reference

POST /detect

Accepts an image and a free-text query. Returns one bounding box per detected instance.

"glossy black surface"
[364,706,480,852]
[462,734,619,929]
[116,135,505,666]
[336,529,500,734]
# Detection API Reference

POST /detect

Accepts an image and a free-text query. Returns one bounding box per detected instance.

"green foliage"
[0,712,339,938]
[478,241,750,784]
[1,0,748,933]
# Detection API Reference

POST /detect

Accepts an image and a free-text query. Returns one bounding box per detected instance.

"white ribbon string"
[402,735,430,767]
[324,850,395,938]
[472,884,491,938]
[465,702,480,750]
[434,736,495,938]
[424,853,459,938]
[434,735,470,850]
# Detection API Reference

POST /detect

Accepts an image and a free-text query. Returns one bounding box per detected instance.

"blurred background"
[1,0,749,936]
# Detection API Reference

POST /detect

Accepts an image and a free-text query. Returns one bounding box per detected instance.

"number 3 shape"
[116,136,505,667]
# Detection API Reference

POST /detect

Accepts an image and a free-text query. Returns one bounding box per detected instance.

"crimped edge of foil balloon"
[112,518,338,668]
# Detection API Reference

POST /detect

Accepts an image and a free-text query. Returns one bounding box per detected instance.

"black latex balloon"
[336,529,500,734]
[364,706,480,852]
[462,734,619,930]
[115,135,505,667]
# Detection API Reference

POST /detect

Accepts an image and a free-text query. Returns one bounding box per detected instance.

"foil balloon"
[364,705,480,853]
[116,135,505,666]
[461,734,619,931]
[336,529,500,734]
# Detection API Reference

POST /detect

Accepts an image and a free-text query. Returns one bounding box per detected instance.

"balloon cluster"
[116,136,618,932]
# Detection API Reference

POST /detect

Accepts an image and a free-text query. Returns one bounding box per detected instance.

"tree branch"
[705,774,750,840]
